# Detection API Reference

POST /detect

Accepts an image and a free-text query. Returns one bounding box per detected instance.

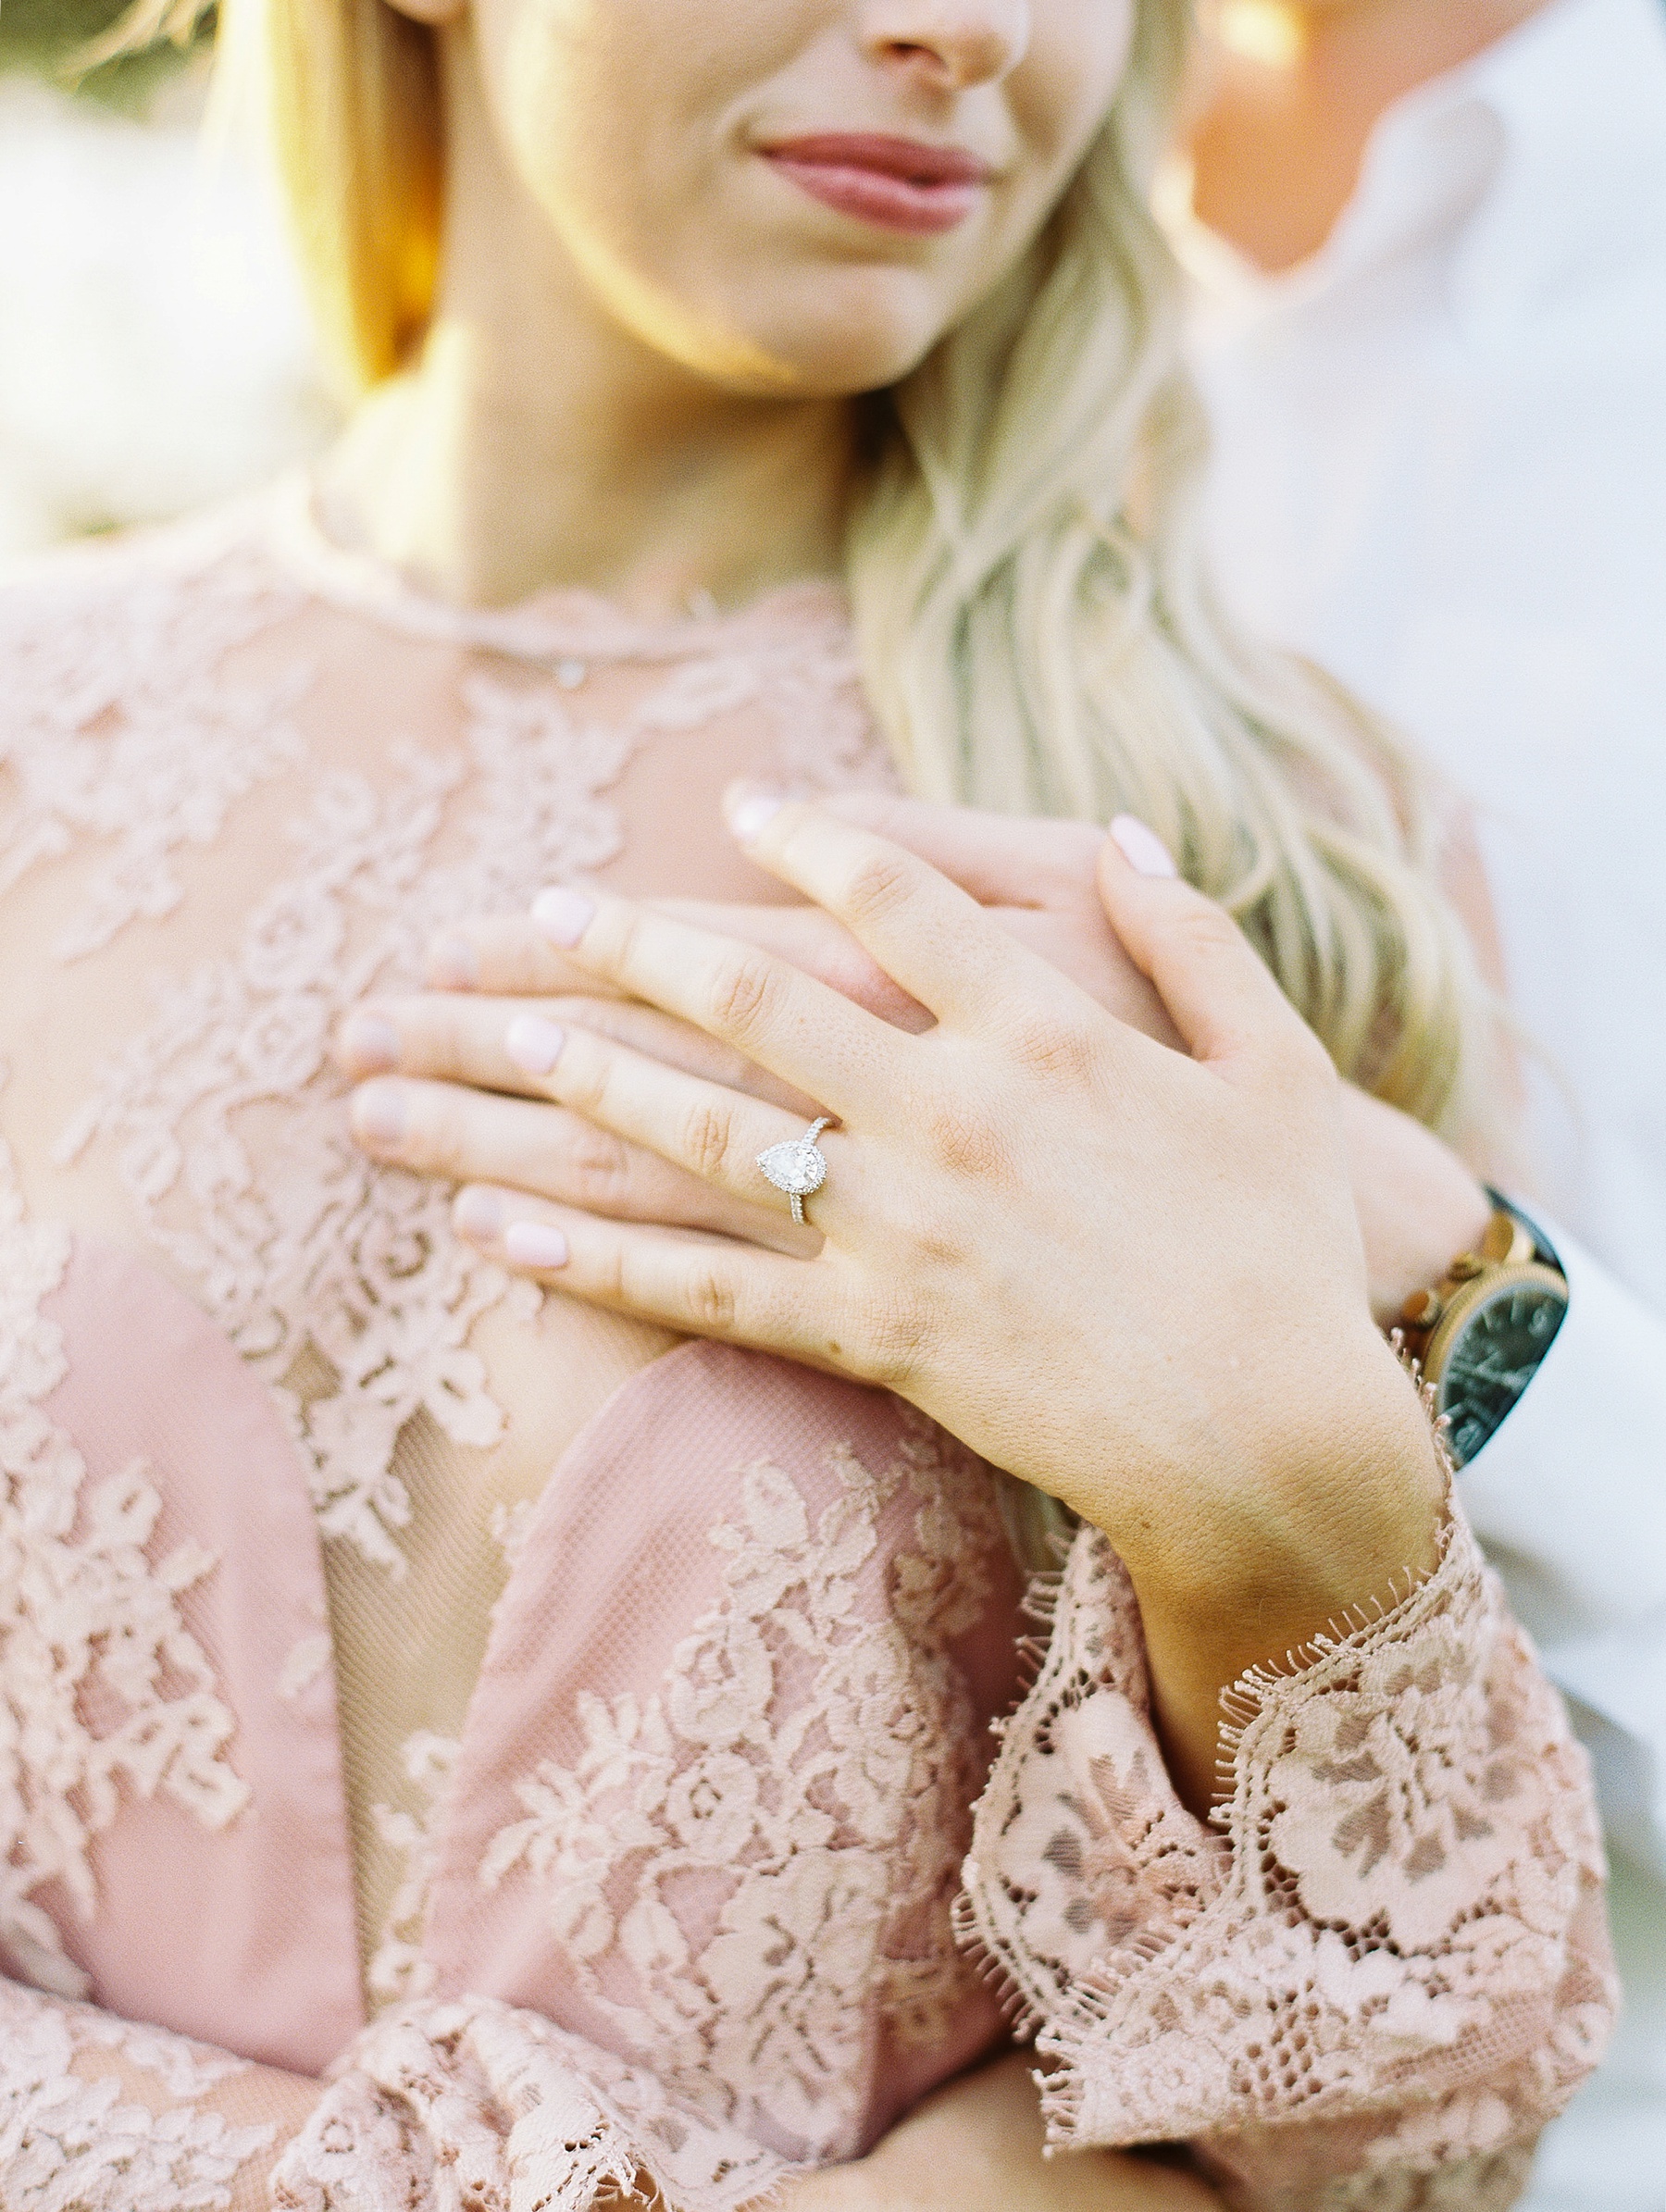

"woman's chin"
[708,281,962,400]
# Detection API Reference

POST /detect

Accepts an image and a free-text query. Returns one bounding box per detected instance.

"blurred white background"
[0,50,336,559]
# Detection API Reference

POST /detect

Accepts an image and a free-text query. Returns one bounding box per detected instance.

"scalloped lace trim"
[958,1503,1615,2204]
[272,1996,791,2212]
[266,470,853,665]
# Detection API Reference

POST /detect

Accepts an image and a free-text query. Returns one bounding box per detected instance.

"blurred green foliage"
[0,0,216,111]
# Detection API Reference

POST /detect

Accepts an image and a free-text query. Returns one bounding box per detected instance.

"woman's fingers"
[655,904,931,1028]
[540,1023,854,1220]
[348,1075,818,1251]
[367,999,855,1224]
[338,991,819,1115]
[530,885,901,1114]
[452,1192,846,1365]
[422,918,631,1000]
[1097,817,1329,1088]
[426,906,932,1029]
[724,796,1066,1032]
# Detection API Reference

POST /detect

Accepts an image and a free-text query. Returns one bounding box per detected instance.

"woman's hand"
[345,795,1491,1323]
[335,802,1181,1262]
[346,797,1443,1808]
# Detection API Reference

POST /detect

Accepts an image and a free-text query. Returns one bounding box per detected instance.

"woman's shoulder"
[2,483,294,600]
[0,484,323,951]
[0,484,309,722]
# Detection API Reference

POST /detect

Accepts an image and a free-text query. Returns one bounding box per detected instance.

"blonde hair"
[852,3,1488,1134]
[113,0,1493,1139]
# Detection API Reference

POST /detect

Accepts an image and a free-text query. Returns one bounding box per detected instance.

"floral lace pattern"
[960,1505,1617,2209]
[0,1978,271,2212]
[0,514,310,963]
[481,1416,1005,2164]
[0,497,1616,2212]
[28,513,889,1579]
[273,1996,790,2212]
[0,1114,247,2002]
[953,1539,1228,2018]
[49,727,572,1574]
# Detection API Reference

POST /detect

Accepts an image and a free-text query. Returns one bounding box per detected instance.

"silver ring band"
[756,1117,832,1224]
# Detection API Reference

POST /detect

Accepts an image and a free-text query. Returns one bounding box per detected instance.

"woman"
[0,1,1609,2208]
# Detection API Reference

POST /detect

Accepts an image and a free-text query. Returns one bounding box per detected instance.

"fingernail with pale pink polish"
[504,1221,569,1271]
[532,888,595,948]
[505,1014,565,1077]
[339,1010,400,1074]
[428,935,479,989]
[454,1186,504,1242]
[353,1080,408,1145]
[726,787,785,847]
[1110,814,1178,879]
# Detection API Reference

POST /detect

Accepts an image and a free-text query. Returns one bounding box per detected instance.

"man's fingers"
[820,790,1106,909]
[724,799,1068,1034]
[1095,818,1324,1083]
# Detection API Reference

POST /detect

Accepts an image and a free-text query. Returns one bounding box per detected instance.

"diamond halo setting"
[756,1117,833,1224]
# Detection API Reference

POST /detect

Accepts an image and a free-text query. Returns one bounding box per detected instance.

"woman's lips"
[763,133,993,236]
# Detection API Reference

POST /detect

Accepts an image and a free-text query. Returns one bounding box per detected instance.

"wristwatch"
[1397,1192,1568,1469]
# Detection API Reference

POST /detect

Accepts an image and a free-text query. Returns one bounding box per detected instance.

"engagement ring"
[757,1117,832,1224]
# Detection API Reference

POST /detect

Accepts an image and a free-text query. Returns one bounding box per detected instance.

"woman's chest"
[0,626,898,1982]
[0,559,1031,2130]
[0,639,883,1505]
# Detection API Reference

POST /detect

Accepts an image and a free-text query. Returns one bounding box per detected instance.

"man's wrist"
[1339,1084,1493,1324]
[1399,1191,1568,1466]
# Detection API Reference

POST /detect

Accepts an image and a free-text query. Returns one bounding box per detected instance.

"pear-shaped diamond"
[756,1137,827,1198]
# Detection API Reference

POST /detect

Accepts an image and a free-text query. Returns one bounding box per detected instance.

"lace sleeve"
[269,1996,797,2211]
[1,1970,727,2212]
[957,1502,1619,2212]
[0,1974,318,2211]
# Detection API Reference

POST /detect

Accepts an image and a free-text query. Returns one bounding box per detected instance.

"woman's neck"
[319,28,857,618]
[1187,0,1552,272]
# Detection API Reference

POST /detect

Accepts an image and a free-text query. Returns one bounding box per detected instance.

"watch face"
[1436,1274,1568,1467]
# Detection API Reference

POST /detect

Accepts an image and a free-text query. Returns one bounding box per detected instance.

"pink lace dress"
[0,483,1615,2212]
